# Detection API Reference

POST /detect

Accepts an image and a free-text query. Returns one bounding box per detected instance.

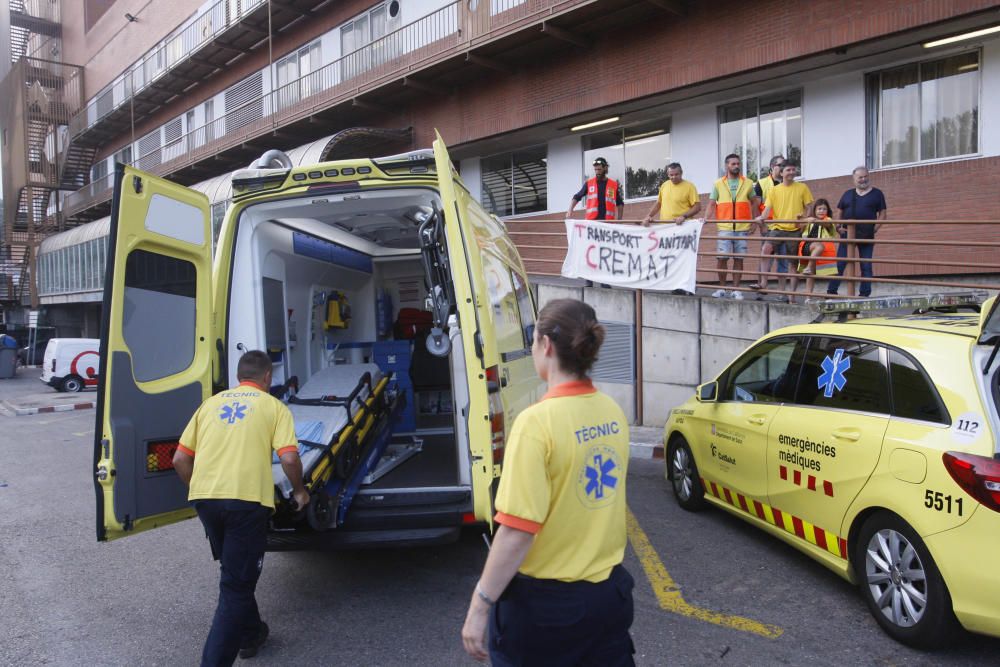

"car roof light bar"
[808,292,989,315]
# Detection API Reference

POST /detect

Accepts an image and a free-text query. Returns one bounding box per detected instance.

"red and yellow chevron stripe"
[702,477,848,560]
[779,464,835,497]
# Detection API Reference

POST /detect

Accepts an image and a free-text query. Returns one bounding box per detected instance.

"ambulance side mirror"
[696,381,718,403]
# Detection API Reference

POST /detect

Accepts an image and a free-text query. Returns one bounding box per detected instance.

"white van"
[94,134,544,549]
[41,338,101,392]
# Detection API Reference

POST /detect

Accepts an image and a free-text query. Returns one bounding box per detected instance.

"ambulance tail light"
[485,366,506,464]
[943,451,1000,513]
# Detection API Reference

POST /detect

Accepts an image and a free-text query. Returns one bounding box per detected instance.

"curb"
[630,442,665,460]
[1,400,96,416]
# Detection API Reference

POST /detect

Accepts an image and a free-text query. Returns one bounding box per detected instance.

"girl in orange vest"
[797,198,838,299]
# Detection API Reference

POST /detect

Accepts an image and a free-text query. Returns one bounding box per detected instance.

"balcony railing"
[63,0,595,217]
[68,0,266,139]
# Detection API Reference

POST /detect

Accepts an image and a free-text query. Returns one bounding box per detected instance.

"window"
[722,337,803,403]
[719,91,801,180]
[510,270,535,347]
[480,252,526,355]
[582,120,671,199]
[796,337,888,414]
[275,41,321,109]
[90,159,108,183]
[888,349,948,424]
[123,249,197,382]
[480,147,547,217]
[868,51,979,167]
[204,99,215,143]
[341,4,389,79]
[211,200,228,254]
[114,145,132,166]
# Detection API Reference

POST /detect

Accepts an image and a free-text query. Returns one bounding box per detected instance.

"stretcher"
[272,362,405,531]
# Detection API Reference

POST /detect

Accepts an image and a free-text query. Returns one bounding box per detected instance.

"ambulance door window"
[888,349,948,424]
[510,270,535,347]
[721,337,804,403]
[481,251,525,358]
[122,249,196,382]
[796,337,889,415]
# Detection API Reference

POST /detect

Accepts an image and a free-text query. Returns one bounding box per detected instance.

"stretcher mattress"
[272,363,384,498]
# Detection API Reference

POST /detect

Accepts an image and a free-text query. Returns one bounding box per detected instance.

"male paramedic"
[172,350,310,666]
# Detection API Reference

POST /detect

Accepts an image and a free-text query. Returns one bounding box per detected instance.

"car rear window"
[797,337,889,415]
[888,349,948,424]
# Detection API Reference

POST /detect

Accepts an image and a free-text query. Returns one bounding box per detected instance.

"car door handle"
[832,428,861,441]
[746,415,767,425]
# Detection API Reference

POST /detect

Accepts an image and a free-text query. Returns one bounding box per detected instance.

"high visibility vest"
[585,177,619,220]
[713,176,755,231]
[758,176,778,217]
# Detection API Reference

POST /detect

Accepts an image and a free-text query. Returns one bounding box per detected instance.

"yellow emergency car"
[93,133,542,549]
[663,293,1000,648]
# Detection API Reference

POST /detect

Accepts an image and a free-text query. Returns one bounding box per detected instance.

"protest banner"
[560,219,704,291]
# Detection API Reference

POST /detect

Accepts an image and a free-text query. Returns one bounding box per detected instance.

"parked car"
[663,292,1000,649]
[41,338,100,392]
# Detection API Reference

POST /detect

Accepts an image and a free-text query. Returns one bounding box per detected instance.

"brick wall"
[509,156,1000,281]
[419,0,1000,147]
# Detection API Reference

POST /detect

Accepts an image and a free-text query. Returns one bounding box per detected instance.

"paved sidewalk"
[630,425,665,460]
[0,366,97,416]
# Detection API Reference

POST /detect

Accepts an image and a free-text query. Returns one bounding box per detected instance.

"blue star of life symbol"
[219,401,247,424]
[585,454,618,499]
[817,348,851,398]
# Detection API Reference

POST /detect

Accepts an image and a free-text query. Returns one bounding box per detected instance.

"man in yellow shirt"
[172,350,309,665]
[754,161,814,302]
[643,162,701,226]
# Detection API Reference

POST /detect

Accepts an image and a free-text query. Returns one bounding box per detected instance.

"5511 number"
[924,489,963,516]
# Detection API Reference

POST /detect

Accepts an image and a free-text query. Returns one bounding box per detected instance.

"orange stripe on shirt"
[276,445,298,457]
[541,379,596,401]
[495,511,543,534]
[176,444,196,457]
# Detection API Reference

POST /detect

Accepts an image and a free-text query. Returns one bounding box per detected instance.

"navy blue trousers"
[827,234,874,297]
[489,564,636,667]
[194,499,270,667]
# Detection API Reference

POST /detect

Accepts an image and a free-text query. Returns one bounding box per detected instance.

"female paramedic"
[461,298,635,666]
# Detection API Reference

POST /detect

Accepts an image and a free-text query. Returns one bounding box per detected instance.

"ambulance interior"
[226,188,472,522]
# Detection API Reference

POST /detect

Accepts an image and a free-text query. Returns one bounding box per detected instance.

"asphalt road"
[1,410,998,666]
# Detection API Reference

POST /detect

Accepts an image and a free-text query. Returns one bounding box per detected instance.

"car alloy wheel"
[667,437,705,511]
[672,446,695,501]
[864,528,927,627]
[856,512,957,648]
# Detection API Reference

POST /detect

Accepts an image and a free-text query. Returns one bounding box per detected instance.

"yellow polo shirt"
[179,382,298,508]
[494,380,629,583]
[764,181,813,231]
[657,179,699,220]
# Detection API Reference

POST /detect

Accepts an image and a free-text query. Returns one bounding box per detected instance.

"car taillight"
[51,359,56,372]
[943,451,1000,513]
[485,365,506,464]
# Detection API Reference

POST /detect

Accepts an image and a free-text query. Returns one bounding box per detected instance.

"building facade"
[3,0,999,332]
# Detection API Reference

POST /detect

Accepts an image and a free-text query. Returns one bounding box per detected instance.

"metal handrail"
[514,217,1000,299]
[64,0,594,216]
[68,0,587,140]
[69,0,264,138]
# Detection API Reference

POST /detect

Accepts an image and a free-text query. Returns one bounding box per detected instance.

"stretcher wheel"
[306,490,336,531]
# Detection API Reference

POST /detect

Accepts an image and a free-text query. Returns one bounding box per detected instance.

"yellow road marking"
[626,507,783,639]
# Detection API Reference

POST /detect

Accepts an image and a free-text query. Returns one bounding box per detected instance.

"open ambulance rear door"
[432,133,542,528]
[94,165,214,541]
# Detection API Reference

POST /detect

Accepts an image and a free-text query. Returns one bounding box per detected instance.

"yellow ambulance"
[93,133,542,549]
[664,293,1000,648]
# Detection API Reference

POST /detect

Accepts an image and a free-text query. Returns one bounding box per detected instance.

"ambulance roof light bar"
[808,292,989,315]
